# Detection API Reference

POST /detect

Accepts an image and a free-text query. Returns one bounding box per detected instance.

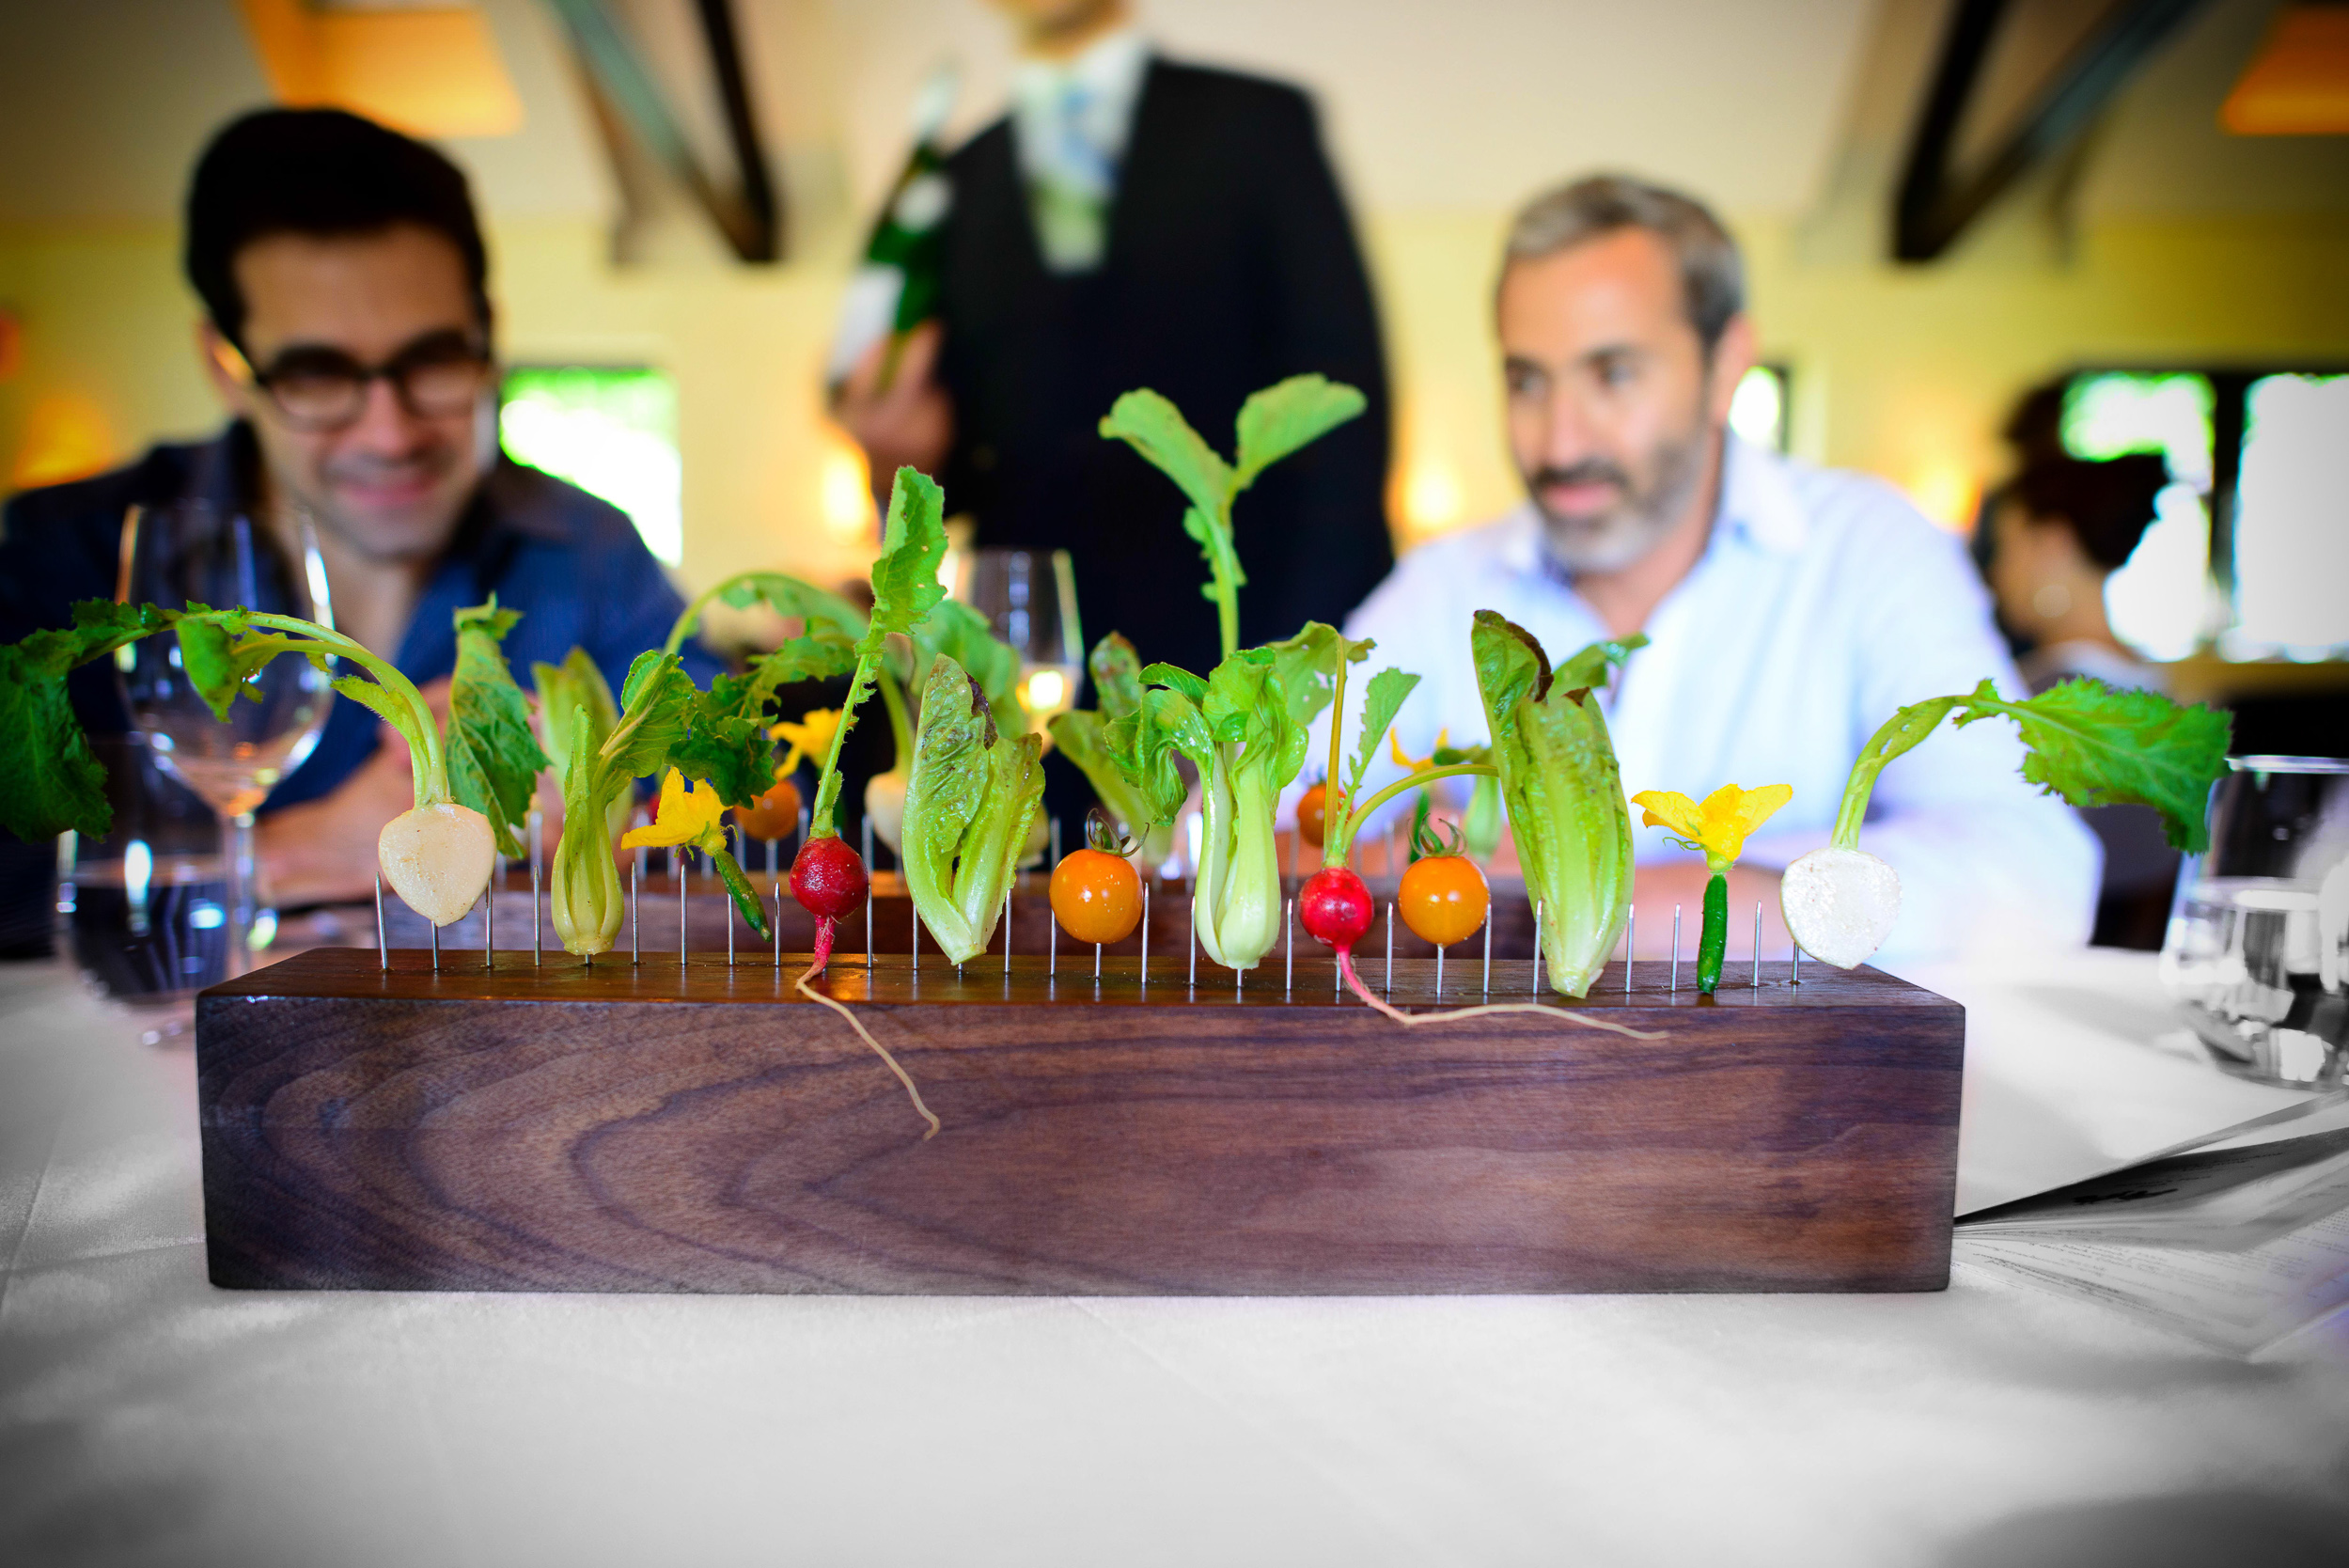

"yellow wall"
[7,206,2348,601]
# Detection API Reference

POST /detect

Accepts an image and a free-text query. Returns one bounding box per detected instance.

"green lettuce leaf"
[1954,677,2232,853]
[1233,374,1369,488]
[810,465,947,835]
[900,657,1044,964]
[0,603,174,841]
[1472,612,1641,996]
[446,600,551,859]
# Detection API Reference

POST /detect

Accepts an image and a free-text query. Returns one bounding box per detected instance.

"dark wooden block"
[196,948,1963,1296]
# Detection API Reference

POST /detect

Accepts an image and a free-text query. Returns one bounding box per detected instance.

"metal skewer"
[1139,882,1150,987]
[866,885,873,969]
[531,855,541,966]
[1385,902,1394,995]
[1754,902,1762,989]
[1533,900,1543,994]
[1188,907,1197,990]
[910,903,918,970]
[631,859,639,964]
[728,870,736,966]
[1671,905,1681,993]
[860,815,872,877]
[1625,906,1635,994]
[1285,897,1293,996]
[1482,917,1491,996]
[1793,941,1801,985]
[1004,889,1012,979]
[374,870,386,970]
[1049,910,1057,978]
[680,853,688,968]
[430,916,439,971]
[484,882,493,969]
[1097,940,1104,983]
[1434,941,1443,999]
[775,880,782,970]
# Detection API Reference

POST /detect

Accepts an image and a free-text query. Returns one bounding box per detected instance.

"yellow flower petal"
[1632,789,1703,839]
[1633,782,1792,870]
[619,769,728,852]
[1387,727,1449,773]
[768,707,841,774]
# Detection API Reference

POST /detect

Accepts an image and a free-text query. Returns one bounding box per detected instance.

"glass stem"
[227,810,258,979]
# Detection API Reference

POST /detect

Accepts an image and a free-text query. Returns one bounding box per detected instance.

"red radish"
[790,833,869,973]
[1299,865,1386,1006]
[1300,861,1656,1039]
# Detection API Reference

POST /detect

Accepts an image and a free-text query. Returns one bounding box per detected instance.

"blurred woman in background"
[1983,449,2177,947]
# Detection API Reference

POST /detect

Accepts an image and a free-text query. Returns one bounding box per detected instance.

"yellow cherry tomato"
[1399,853,1489,947]
[1050,847,1142,945]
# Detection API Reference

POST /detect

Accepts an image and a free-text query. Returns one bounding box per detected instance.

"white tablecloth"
[4,951,2346,1567]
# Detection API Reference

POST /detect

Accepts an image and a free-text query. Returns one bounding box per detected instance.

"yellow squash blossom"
[769,707,841,773]
[1388,727,1451,773]
[620,769,729,855]
[1631,782,1793,873]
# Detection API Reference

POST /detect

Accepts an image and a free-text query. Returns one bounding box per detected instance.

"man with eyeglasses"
[0,109,711,940]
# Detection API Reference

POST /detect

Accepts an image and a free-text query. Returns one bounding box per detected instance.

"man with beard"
[0,109,711,945]
[1327,176,2095,963]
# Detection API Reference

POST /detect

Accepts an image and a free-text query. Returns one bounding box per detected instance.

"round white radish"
[379,802,496,926]
[865,770,907,853]
[1779,847,1901,969]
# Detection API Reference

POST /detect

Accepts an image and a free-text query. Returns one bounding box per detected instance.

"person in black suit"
[835,0,1393,683]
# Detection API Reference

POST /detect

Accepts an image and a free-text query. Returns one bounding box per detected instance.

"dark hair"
[184,108,490,349]
[1502,175,1745,354]
[2011,453,2170,572]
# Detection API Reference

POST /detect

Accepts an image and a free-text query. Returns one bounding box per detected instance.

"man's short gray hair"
[1502,175,1745,354]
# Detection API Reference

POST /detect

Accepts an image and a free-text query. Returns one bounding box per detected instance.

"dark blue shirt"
[0,423,718,813]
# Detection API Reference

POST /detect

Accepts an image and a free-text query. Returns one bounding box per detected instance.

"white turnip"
[1779,847,1901,969]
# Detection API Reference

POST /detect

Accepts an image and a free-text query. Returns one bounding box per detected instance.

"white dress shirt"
[1319,434,2102,962]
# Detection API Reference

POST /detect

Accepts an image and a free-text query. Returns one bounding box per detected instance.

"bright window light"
[2105,483,2211,662]
[500,368,683,567]
[2061,373,2214,489]
[2232,374,2349,658]
[2062,372,2216,660]
[1729,365,1789,452]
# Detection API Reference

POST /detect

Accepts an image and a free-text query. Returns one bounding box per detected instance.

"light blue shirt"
[1321,434,2101,961]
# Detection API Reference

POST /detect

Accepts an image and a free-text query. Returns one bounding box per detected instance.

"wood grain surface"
[196,948,1964,1296]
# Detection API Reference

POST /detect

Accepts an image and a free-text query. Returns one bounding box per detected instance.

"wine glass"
[2159,756,2349,1087]
[117,500,334,975]
[957,547,1083,741]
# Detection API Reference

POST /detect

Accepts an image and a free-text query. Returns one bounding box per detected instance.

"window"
[2059,368,2349,662]
[499,367,683,567]
[1730,363,1792,453]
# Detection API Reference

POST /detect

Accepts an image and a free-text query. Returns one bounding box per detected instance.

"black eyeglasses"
[228,330,493,432]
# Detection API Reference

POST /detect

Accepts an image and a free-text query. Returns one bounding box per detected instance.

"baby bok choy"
[1471,612,1647,997]
[900,657,1045,964]
[1782,677,2232,968]
[1135,624,1355,971]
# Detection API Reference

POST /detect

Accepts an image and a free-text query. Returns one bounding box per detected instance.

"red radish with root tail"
[789,832,869,974]
[1306,645,1662,1041]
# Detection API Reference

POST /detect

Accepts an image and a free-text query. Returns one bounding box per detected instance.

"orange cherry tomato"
[1399,853,1489,947]
[1297,782,1342,849]
[1050,847,1142,945]
[734,771,802,841]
